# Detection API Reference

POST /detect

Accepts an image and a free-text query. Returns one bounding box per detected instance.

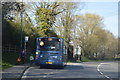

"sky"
[79,2,118,37]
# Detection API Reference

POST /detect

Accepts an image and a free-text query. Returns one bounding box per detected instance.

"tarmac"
[1,62,81,80]
[1,63,30,80]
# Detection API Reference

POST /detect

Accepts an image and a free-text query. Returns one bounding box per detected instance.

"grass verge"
[2,52,30,70]
[67,57,120,63]
[2,62,13,70]
[2,52,19,70]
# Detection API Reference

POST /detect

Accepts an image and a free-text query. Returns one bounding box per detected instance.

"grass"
[2,52,30,70]
[67,57,119,63]
[2,62,13,70]
[81,57,119,62]
[2,52,19,70]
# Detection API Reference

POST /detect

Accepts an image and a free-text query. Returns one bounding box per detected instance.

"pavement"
[1,63,30,80]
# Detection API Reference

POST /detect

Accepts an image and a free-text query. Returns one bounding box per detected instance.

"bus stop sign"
[25,36,29,42]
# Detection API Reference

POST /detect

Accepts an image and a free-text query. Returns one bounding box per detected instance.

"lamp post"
[20,0,23,56]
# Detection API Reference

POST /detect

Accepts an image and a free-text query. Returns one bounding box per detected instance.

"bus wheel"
[40,66,44,69]
[64,65,67,67]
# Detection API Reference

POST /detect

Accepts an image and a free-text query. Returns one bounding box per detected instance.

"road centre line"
[97,63,112,80]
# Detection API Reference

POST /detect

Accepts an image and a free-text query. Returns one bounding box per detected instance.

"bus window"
[39,38,60,51]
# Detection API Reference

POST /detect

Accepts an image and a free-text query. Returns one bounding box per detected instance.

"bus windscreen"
[39,38,60,51]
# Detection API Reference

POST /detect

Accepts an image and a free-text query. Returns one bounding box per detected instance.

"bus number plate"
[46,62,52,64]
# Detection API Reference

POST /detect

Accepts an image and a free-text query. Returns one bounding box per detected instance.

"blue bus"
[35,37,67,68]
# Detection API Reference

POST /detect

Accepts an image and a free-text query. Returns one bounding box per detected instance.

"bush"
[2,53,19,65]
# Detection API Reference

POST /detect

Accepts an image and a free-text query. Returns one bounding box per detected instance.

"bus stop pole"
[24,40,26,55]
[24,36,29,55]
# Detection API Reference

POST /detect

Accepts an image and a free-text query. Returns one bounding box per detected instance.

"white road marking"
[67,63,82,65]
[97,63,112,80]
[21,67,32,79]
[43,75,47,78]
[21,67,58,79]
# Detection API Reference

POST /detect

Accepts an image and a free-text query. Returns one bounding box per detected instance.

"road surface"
[21,61,118,80]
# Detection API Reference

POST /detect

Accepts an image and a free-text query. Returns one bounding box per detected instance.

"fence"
[2,44,33,54]
[2,44,19,53]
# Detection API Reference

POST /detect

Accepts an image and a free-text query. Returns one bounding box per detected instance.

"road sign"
[25,36,29,42]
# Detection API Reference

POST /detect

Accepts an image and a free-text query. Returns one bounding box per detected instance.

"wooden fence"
[2,44,19,53]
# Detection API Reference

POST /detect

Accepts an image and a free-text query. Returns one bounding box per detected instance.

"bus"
[35,37,67,68]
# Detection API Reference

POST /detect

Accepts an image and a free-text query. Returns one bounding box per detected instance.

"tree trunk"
[67,45,73,61]
[79,54,82,61]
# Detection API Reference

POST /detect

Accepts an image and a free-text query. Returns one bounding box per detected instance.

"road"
[22,61,118,80]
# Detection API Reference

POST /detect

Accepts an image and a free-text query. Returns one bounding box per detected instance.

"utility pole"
[20,0,23,55]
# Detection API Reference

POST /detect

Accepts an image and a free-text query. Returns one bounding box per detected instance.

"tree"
[34,2,64,37]
[75,13,105,58]
[93,27,108,59]
[54,2,79,60]
[2,2,24,21]
[104,31,118,59]
[2,2,38,53]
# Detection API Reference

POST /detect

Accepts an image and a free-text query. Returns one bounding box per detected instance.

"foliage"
[2,62,13,70]
[2,2,39,52]
[34,2,64,37]
[2,53,19,65]
[75,13,118,59]
[2,2,24,20]
[2,2,119,65]
[53,2,79,60]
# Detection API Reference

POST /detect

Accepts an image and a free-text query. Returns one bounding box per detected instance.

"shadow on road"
[64,65,84,70]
